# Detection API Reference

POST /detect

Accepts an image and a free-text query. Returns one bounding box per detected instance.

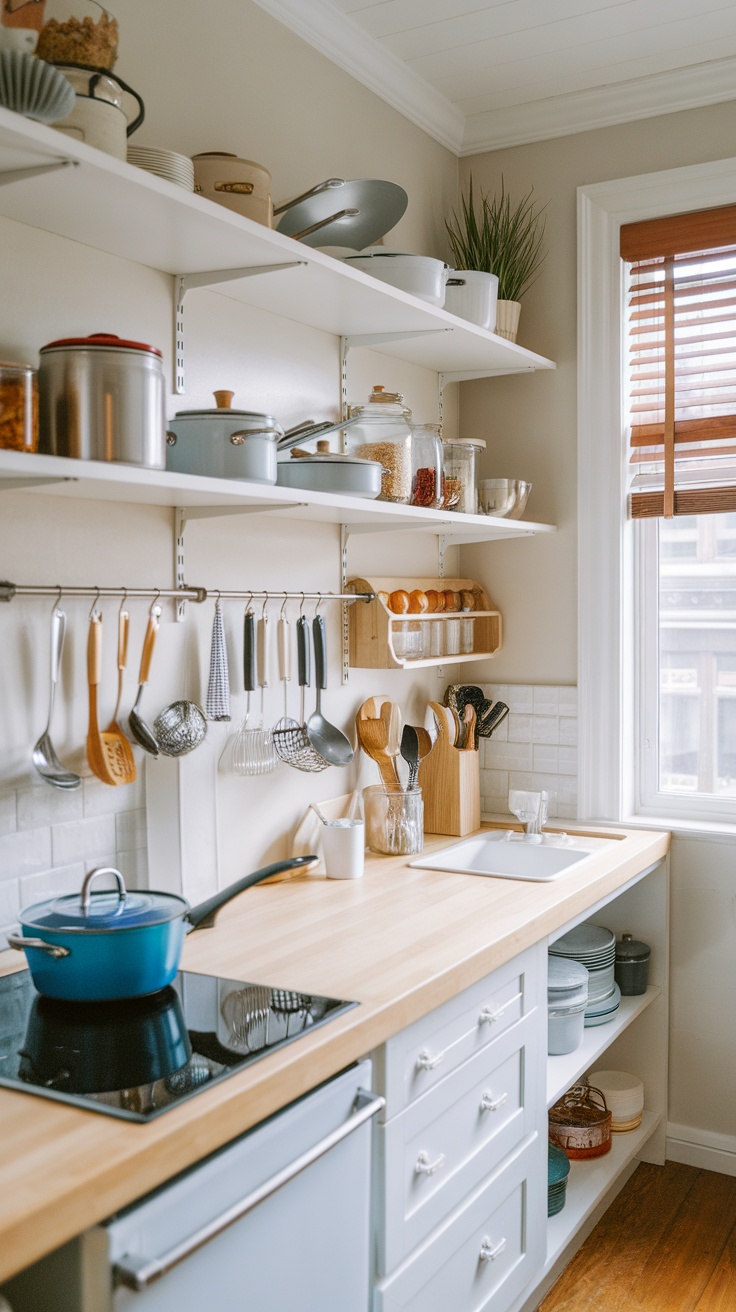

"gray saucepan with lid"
[165,389,282,483]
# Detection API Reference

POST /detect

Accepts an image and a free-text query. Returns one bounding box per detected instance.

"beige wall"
[463,102,736,1158]
[460,99,736,685]
[0,0,461,925]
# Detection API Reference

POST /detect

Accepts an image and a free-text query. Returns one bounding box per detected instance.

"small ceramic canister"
[320,819,365,879]
[614,932,650,996]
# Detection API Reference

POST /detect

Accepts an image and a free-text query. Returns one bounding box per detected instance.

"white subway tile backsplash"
[533,686,559,715]
[559,716,578,746]
[51,814,117,866]
[531,716,558,744]
[83,773,145,817]
[20,862,86,903]
[485,740,534,772]
[0,791,15,838]
[17,783,83,830]
[480,684,579,826]
[0,878,20,923]
[116,808,147,852]
[0,827,52,879]
[507,714,533,742]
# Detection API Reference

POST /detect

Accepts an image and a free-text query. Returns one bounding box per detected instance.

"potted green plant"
[445,176,547,342]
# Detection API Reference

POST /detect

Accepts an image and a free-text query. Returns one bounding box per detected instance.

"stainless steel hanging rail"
[0,582,373,605]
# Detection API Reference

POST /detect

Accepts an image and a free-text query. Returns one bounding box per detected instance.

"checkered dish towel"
[206,600,231,721]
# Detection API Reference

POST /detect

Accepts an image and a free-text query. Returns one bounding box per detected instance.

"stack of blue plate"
[548,1141,570,1216]
[549,923,620,1027]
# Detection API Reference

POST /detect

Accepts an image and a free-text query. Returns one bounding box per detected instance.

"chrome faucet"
[508,789,549,836]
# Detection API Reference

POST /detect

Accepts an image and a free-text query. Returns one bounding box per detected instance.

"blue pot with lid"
[8,857,315,1002]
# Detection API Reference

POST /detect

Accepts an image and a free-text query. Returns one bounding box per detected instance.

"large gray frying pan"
[274,178,408,248]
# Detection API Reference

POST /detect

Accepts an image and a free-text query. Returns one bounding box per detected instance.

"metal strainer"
[273,613,329,772]
[154,700,207,756]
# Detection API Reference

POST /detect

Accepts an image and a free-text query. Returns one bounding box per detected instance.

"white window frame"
[578,156,736,825]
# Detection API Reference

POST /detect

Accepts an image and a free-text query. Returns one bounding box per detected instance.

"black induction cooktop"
[0,970,356,1122]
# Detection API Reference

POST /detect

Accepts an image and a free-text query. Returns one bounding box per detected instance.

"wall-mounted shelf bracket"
[0,159,77,188]
[175,261,307,394]
[175,501,305,619]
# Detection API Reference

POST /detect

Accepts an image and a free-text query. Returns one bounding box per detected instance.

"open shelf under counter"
[545,1111,661,1276]
[0,449,557,542]
[547,987,661,1108]
[0,106,556,378]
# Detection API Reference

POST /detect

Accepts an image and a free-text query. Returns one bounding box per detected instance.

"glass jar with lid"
[0,362,38,452]
[410,422,443,510]
[347,385,412,503]
[441,437,486,514]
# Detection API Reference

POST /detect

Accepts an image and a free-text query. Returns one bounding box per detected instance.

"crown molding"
[460,56,736,155]
[250,0,465,155]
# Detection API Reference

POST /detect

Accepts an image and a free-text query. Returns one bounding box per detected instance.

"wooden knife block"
[419,702,480,837]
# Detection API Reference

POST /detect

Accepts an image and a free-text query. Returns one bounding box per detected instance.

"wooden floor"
[538,1161,736,1311]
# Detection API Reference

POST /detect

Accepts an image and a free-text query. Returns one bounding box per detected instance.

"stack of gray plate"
[549,923,620,1028]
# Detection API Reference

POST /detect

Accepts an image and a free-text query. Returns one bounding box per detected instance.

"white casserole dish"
[342,249,449,306]
[277,452,383,497]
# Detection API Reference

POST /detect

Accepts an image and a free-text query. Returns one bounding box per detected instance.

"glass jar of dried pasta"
[0,362,38,453]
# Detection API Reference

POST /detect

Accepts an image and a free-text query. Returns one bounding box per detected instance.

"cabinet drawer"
[374,1134,546,1312]
[375,1012,543,1274]
[374,943,544,1119]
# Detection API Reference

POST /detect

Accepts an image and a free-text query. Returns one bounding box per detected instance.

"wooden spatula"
[101,607,137,784]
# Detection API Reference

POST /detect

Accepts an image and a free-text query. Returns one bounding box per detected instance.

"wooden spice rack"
[347,577,502,670]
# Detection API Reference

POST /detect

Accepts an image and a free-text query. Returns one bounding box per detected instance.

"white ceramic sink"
[410,831,615,882]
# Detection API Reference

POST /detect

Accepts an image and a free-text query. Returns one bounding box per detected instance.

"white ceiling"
[252,0,736,155]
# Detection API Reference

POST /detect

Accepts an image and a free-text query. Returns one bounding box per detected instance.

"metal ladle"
[306,613,353,768]
[32,600,82,790]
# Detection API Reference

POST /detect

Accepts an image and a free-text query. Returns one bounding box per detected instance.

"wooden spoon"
[86,615,119,786]
[460,704,477,751]
[101,607,137,784]
[355,715,401,790]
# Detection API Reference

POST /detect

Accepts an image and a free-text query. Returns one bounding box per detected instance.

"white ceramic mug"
[321,819,365,879]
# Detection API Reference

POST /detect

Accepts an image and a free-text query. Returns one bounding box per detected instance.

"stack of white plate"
[127,146,194,192]
[587,1070,644,1131]
[549,923,620,1027]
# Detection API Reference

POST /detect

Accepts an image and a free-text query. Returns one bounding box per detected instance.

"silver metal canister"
[38,333,166,469]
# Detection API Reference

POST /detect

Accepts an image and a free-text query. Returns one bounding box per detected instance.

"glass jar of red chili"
[410,423,444,509]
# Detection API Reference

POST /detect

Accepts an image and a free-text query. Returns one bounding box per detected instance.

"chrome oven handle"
[113,1088,385,1292]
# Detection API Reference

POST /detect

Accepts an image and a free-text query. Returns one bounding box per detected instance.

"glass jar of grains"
[347,385,412,503]
[441,437,486,514]
[0,362,38,453]
[410,422,444,509]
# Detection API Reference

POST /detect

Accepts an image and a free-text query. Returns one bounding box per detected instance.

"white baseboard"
[667,1123,736,1177]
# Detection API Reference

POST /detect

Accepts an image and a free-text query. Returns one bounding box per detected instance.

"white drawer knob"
[415,1150,446,1177]
[478,1005,505,1026]
[415,1048,445,1072]
[480,1090,509,1113]
[480,1236,507,1262]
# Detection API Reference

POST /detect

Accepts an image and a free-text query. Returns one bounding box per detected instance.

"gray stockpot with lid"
[38,332,166,469]
[165,389,281,484]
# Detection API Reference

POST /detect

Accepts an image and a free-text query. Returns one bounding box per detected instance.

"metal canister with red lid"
[38,332,166,468]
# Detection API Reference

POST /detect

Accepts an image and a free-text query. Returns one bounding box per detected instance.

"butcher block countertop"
[0,820,669,1282]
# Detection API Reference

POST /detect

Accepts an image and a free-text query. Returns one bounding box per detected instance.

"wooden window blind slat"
[622,207,736,517]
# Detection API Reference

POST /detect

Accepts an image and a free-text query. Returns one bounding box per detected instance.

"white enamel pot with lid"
[277,440,383,497]
[166,390,282,483]
[342,248,450,306]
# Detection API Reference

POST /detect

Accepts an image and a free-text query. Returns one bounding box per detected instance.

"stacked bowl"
[547,956,589,1055]
[587,1070,644,1132]
[549,924,620,1028]
[548,1142,571,1216]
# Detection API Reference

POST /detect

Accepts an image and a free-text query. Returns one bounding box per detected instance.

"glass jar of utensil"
[364,785,423,856]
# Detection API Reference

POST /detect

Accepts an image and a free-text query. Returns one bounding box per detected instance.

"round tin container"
[548,1084,612,1159]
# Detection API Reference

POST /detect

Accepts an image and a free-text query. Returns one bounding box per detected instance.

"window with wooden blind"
[622,204,736,519]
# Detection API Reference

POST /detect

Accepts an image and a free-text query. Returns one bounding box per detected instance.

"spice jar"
[0,362,38,452]
[442,437,486,514]
[410,422,443,509]
[347,385,412,504]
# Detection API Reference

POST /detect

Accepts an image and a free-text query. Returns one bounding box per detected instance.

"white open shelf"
[545,1111,661,1275]
[0,449,557,543]
[0,106,556,379]
[547,987,661,1108]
